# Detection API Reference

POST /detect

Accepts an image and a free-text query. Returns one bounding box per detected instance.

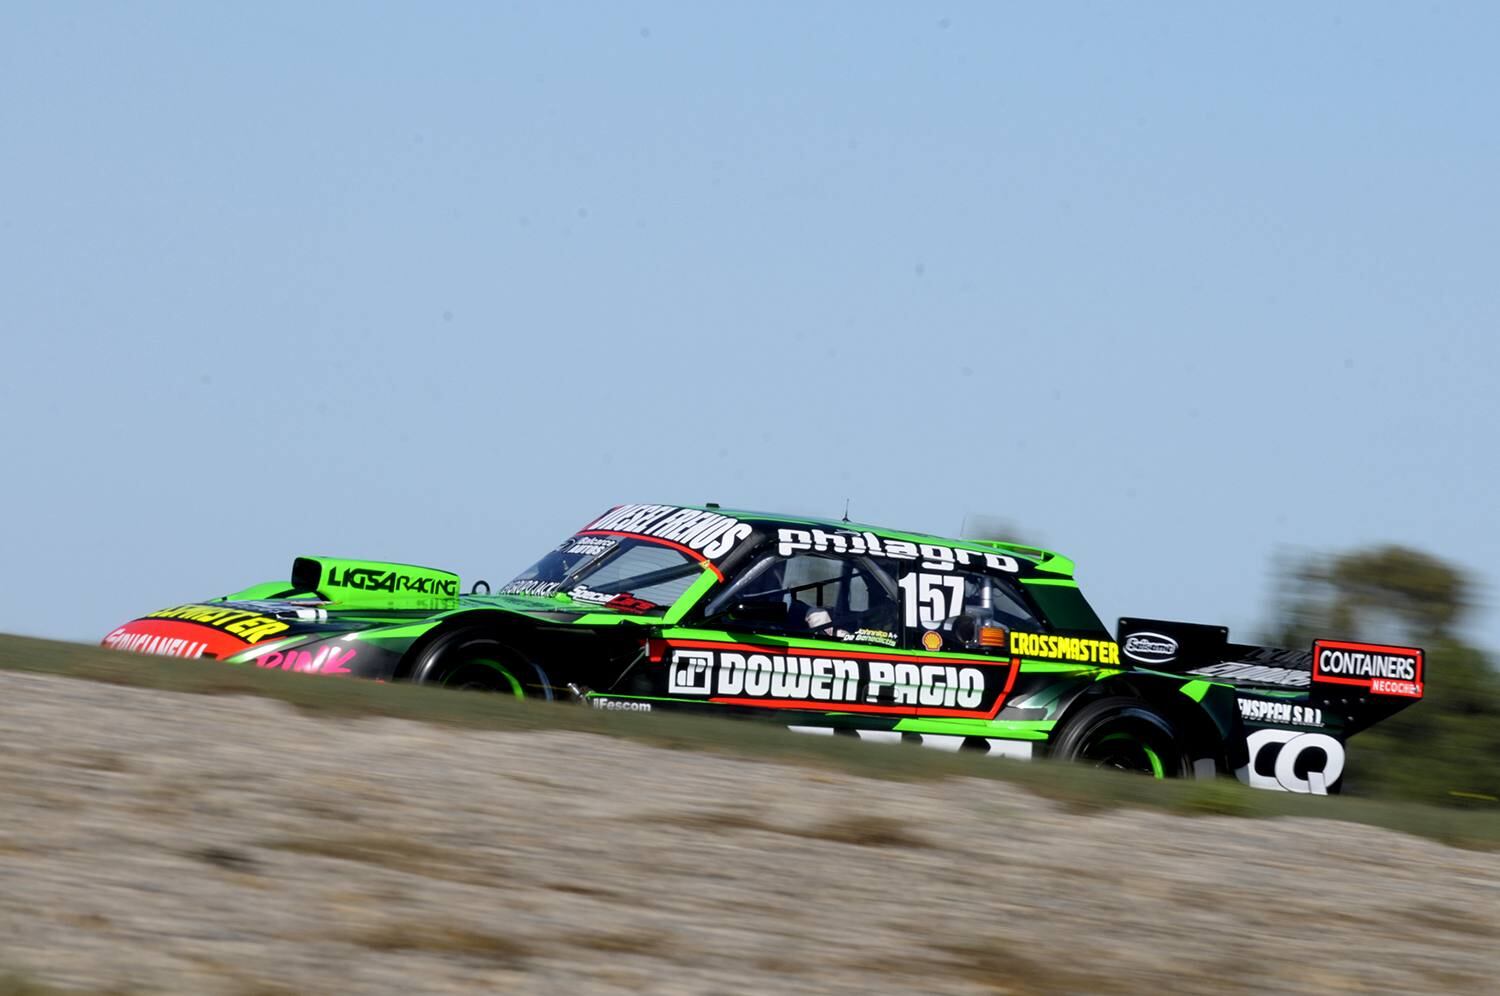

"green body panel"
[220,581,314,601]
[1179,679,1214,702]
[894,717,1056,739]
[663,568,720,624]
[292,557,462,609]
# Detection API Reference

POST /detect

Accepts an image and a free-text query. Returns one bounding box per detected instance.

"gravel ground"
[1,670,1497,995]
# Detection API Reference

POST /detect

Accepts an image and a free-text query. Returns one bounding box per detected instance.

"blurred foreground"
[2,662,1497,995]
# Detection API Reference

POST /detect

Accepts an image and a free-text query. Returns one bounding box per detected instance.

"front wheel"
[409,629,553,701]
[1050,698,1191,778]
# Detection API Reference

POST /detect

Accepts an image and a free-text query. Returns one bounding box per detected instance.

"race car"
[102,502,1425,794]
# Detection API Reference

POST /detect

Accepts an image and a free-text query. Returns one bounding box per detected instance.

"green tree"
[1268,545,1499,806]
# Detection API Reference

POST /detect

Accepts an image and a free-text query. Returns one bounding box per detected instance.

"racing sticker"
[323,566,459,598]
[850,627,899,648]
[143,605,290,644]
[1009,632,1120,666]
[589,697,653,712]
[583,504,753,562]
[661,640,1019,718]
[898,572,966,627]
[1312,640,1424,699]
[777,528,1019,573]
[255,645,357,675]
[1122,632,1178,665]
[1187,661,1310,687]
[1236,697,1324,728]
[567,585,659,614]
[1238,729,1345,795]
[564,535,617,558]
[102,618,253,659]
[501,580,561,597]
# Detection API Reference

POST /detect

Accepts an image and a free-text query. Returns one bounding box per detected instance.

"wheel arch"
[393,610,543,684]
[1050,673,1231,775]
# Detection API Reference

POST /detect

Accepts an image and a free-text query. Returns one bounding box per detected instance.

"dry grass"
[0,973,135,996]
[559,928,671,956]
[793,813,932,848]
[191,845,262,874]
[643,808,931,849]
[59,912,112,931]
[265,834,494,884]
[0,977,66,996]
[932,940,1141,995]
[58,749,130,773]
[648,807,777,833]
[348,922,532,965]
[544,880,621,898]
[1404,903,1500,938]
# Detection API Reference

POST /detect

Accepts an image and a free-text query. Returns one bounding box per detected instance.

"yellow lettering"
[224,614,268,636]
[234,620,289,644]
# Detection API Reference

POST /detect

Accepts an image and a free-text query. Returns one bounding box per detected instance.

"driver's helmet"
[801,605,839,637]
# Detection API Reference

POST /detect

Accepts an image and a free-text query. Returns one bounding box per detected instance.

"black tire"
[409,629,553,701]
[1050,697,1191,779]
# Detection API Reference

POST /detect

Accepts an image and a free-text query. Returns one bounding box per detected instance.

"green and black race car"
[103,502,1425,794]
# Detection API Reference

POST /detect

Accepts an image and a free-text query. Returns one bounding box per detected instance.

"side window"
[898,566,1040,653]
[706,553,902,647]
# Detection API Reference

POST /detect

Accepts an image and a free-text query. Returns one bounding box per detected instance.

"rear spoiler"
[1117,617,1424,734]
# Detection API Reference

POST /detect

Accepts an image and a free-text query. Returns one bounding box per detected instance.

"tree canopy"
[1269,544,1498,806]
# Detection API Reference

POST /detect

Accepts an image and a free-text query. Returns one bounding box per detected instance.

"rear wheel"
[410,630,553,700]
[1051,698,1190,778]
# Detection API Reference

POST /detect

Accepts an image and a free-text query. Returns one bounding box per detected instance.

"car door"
[651,549,922,726]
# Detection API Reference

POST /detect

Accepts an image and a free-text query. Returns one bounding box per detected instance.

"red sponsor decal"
[255,645,356,675]
[102,619,248,660]
[605,593,659,614]
[1369,678,1423,698]
[1312,639,1424,699]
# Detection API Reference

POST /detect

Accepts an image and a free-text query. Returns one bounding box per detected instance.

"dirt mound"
[2,670,1496,994]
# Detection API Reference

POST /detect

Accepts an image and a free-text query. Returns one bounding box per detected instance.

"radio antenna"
[842,498,851,523]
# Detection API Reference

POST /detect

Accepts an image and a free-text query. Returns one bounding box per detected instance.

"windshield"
[500,534,703,612]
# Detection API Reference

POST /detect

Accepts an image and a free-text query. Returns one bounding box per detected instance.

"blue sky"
[2,3,1496,648]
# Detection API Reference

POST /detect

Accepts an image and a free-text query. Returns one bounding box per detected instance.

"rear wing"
[1117,617,1424,735]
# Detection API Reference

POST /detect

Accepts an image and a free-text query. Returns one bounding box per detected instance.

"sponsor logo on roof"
[776,527,1019,573]
[585,504,753,561]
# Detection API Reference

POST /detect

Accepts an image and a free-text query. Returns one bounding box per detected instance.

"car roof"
[682,504,1077,578]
